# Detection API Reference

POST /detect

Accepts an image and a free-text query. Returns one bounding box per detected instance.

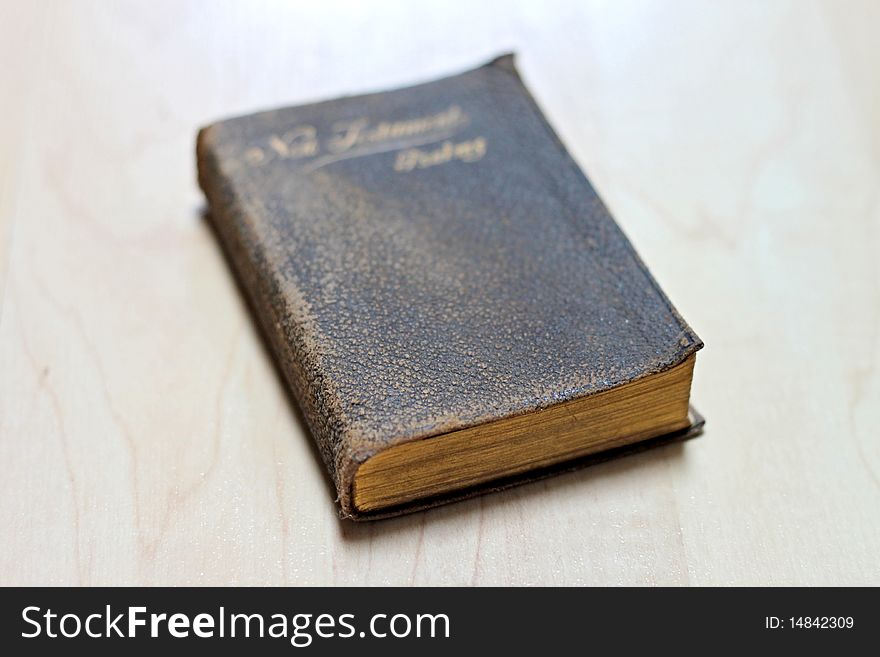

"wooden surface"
[1,0,878,586]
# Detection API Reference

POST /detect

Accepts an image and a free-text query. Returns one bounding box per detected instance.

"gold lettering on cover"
[268,125,318,158]
[327,106,466,154]
[393,137,486,172]
[247,105,471,169]
[244,147,265,165]
[327,118,369,153]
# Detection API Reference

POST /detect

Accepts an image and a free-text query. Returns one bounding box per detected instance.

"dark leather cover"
[197,54,704,520]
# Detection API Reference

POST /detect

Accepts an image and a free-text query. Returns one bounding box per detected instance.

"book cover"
[197,54,703,520]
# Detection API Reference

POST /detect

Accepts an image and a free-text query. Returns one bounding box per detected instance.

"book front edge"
[343,405,705,521]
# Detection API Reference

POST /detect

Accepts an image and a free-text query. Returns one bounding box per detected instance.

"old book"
[197,54,704,520]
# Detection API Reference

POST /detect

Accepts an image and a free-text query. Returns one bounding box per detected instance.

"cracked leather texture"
[197,54,703,519]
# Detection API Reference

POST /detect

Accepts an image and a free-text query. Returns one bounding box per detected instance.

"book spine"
[196,128,356,517]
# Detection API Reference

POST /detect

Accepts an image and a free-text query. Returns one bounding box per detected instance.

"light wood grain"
[1,0,877,586]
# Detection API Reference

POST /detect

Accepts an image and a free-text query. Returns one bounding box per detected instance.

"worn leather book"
[197,54,704,520]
